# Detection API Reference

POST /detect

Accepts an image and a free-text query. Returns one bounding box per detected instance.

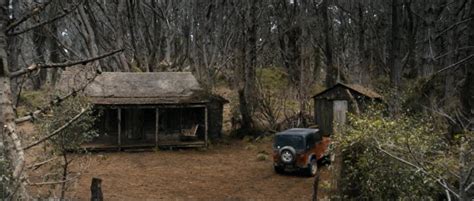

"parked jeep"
[272,128,330,176]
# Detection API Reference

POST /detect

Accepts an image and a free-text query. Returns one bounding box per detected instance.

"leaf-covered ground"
[64,140,331,200]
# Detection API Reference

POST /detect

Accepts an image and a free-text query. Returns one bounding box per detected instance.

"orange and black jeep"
[273,128,331,176]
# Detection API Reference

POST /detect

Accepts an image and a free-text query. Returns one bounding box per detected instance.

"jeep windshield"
[274,135,305,150]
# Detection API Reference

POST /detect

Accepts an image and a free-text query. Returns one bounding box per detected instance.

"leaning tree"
[0,0,121,199]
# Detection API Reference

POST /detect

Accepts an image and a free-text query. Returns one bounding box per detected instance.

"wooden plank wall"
[315,99,334,136]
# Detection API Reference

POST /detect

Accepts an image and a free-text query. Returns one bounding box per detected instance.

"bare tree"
[0,1,122,198]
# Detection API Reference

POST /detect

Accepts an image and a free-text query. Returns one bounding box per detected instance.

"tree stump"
[90,177,103,201]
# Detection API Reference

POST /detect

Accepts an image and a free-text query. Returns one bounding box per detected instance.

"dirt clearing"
[64,140,330,200]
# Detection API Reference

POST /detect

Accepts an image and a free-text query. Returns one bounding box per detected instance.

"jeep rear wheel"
[304,158,318,177]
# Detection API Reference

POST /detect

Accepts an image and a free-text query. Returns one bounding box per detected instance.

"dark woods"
[0,0,472,200]
[3,0,473,131]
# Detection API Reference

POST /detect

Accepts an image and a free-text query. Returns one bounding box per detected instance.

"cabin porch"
[82,105,208,150]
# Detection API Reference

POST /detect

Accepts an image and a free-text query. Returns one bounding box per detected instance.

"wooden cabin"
[60,71,227,150]
[312,83,383,136]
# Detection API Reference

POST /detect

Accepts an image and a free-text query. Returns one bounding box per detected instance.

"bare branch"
[6,1,52,32]
[22,108,89,151]
[422,106,458,125]
[435,46,474,60]
[435,54,474,74]
[426,54,474,83]
[141,2,166,20]
[28,180,65,186]
[10,49,123,78]
[375,142,460,198]
[15,71,99,124]
[433,18,472,41]
[443,180,452,201]
[7,1,84,36]
[465,182,474,192]
[465,166,474,186]
[27,157,59,170]
[27,174,80,186]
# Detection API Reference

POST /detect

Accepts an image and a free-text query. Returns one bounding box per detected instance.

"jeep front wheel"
[304,158,318,177]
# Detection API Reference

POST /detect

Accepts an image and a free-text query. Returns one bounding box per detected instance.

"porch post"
[204,106,208,147]
[117,108,121,150]
[155,108,159,149]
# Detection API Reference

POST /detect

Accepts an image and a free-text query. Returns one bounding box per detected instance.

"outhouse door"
[333,100,348,133]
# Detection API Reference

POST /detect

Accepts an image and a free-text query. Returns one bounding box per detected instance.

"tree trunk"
[32,26,47,89]
[461,0,474,132]
[0,0,28,198]
[323,0,336,88]
[421,1,436,77]
[115,0,131,72]
[357,2,369,84]
[78,4,101,71]
[239,1,258,133]
[281,26,302,86]
[405,0,417,79]
[47,8,61,85]
[278,1,302,86]
[388,0,402,114]
[239,89,252,132]
[126,0,141,70]
[7,0,20,105]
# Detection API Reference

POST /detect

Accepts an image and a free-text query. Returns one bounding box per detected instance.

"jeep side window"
[306,134,315,149]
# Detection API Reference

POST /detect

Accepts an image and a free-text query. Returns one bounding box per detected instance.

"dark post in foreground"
[91,177,103,201]
[312,169,320,201]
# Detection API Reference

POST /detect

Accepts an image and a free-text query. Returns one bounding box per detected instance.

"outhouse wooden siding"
[312,83,383,136]
[315,99,333,137]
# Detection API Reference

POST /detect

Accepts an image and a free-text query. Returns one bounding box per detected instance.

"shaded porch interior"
[84,106,207,149]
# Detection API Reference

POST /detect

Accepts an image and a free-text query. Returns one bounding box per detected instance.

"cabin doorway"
[121,108,156,144]
[89,105,209,149]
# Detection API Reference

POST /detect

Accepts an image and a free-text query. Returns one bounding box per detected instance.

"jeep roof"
[275,128,320,137]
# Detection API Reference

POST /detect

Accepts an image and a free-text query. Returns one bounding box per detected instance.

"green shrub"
[16,90,49,116]
[336,107,465,200]
[256,67,288,92]
[37,95,98,151]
